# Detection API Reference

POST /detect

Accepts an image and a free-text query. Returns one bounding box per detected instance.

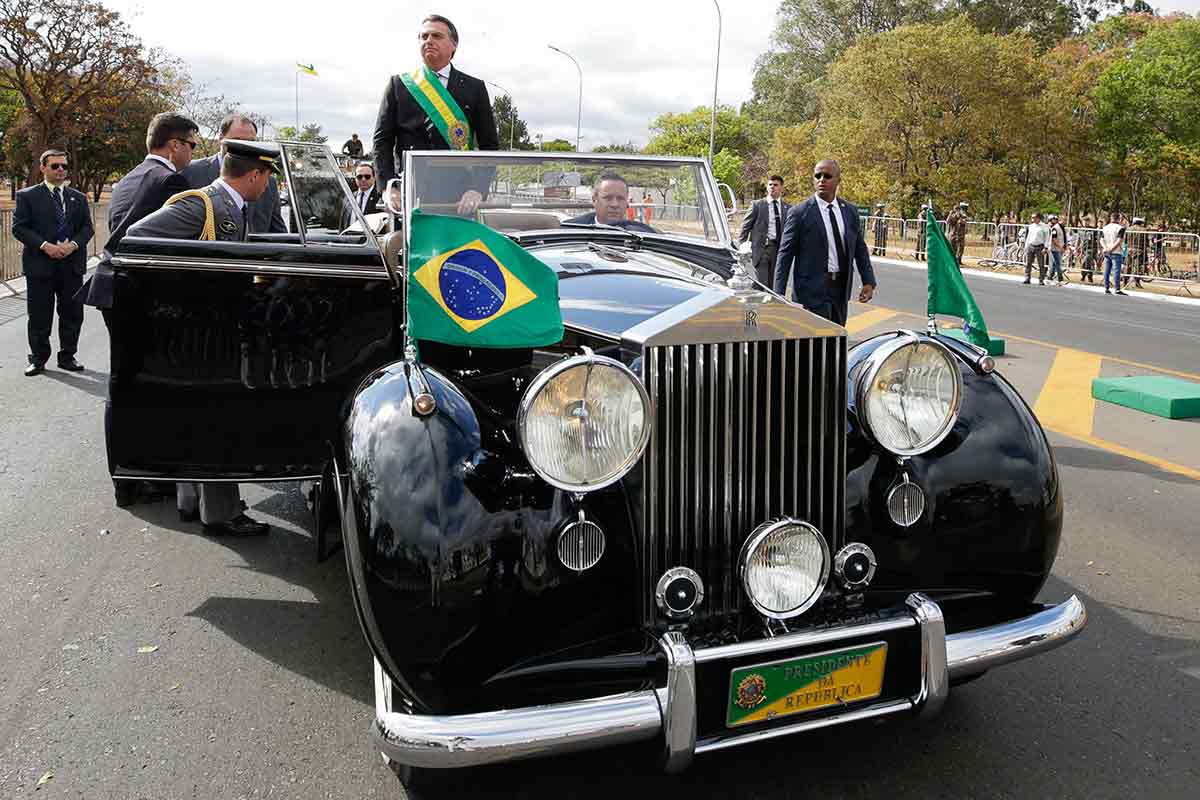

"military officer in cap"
[946,202,969,266]
[871,203,888,257]
[126,140,280,537]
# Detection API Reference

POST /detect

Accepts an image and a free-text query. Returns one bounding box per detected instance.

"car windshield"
[403,152,728,245]
[281,142,369,244]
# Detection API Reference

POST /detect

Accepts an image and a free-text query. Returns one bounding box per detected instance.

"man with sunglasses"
[352,163,382,215]
[773,159,877,326]
[12,149,94,376]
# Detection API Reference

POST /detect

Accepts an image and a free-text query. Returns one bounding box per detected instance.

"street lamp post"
[709,0,722,164]
[548,44,583,152]
[486,81,517,151]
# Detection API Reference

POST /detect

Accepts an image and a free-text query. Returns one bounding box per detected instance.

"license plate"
[726,641,888,728]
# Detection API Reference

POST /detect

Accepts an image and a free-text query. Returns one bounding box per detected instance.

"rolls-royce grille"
[640,337,846,622]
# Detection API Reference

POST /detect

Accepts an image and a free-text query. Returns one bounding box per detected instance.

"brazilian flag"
[926,207,990,349]
[407,211,564,349]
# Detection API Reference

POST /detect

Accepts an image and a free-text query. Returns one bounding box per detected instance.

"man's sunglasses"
[813,172,835,180]
[173,138,198,151]
[355,174,374,180]
[46,163,69,171]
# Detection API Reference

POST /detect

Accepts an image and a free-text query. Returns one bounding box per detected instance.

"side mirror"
[384,177,404,215]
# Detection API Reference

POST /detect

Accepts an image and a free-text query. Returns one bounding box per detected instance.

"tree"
[277,124,327,143]
[593,142,639,154]
[491,93,532,150]
[814,16,1044,216]
[541,138,573,152]
[645,105,752,159]
[0,0,169,184]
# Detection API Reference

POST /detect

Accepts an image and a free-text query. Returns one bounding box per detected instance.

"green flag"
[407,211,564,349]
[926,207,990,349]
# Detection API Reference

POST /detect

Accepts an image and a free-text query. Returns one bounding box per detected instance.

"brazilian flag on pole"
[926,207,990,349]
[407,211,564,349]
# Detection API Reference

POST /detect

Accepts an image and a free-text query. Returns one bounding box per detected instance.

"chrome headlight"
[518,352,651,492]
[854,334,963,456]
[739,520,830,619]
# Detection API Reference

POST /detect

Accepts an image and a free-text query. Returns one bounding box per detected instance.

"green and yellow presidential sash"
[400,65,474,151]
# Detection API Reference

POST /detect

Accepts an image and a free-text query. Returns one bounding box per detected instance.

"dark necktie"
[241,205,249,241]
[52,187,68,241]
[828,203,848,273]
[770,200,780,242]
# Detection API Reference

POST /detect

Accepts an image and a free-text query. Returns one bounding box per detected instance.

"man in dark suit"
[372,13,499,213]
[739,174,789,287]
[350,162,382,215]
[181,113,286,234]
[565,172,656,232]
[82,112,198,309]
[12,149,94,375]
[773,159,877,326]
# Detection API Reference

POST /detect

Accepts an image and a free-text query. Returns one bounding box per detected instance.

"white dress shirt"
[357,189,373,212]
[146,154,176,172]
[434,64,451,88]
[1025,222,1051,248]
[815,195,847,274]
[767,198,782,242]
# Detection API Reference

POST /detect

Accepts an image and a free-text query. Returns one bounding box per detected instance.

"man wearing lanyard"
[773,159,877,325]
[182,113,286,234]
[739,174,790,288]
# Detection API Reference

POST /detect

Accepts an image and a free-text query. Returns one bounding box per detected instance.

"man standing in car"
[372,14,499,215]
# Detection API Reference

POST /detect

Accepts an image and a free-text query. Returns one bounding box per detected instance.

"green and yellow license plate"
[726,641,888,728]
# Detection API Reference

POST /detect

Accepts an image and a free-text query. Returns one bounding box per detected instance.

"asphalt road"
[0,271,1196,799]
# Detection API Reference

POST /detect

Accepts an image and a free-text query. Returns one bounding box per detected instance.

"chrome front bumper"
[372,593,1086,770]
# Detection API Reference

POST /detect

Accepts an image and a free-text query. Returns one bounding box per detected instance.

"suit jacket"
[350,186,382,215]
[565,212,657,234]
[181,154,286,234]
[127,182,248,242]
[739,196,790,266]
[373,64,499,189]
[82,156,190,307]
[773,197,876,319]
[12,183,94,278]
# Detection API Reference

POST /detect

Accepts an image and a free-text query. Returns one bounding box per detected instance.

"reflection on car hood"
[534,244,726,339]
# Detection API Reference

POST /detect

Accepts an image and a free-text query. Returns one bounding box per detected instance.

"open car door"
[106,143,400,481]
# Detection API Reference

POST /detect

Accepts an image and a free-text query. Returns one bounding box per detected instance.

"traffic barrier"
[863,215,1200,295]
[1,204,111,286]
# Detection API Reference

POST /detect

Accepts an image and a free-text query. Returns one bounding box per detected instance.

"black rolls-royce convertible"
[107,145,1086,789]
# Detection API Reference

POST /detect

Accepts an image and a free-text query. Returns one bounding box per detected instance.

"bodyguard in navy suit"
[11,149,94,375]
[773,159,877,326]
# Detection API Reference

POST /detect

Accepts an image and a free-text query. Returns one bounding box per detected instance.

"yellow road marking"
[1034,349,1104,438]
[1046,429,1200,483]
[844,307,901,336]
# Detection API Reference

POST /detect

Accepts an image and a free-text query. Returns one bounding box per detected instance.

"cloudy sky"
[104,0,1200,151]
[104,0,779,150]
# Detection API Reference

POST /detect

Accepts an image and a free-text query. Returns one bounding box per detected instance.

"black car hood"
[533,243,728,339]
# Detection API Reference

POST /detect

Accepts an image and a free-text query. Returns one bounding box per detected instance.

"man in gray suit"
[128,140,281,537]
[738,175,789,287]
[181,113,286,234]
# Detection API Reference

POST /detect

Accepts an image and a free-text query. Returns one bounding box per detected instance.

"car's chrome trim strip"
[693,615,917,664]
[370,595,1086,770]
[947,594,1087,679]
[722,342,734,607]
[694,698,914,755]
[111,255,386,279]
[111,473,321,483]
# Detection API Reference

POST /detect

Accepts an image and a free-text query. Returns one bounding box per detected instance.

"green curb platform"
[939,327,1006,356]
[1092,376,1200,419]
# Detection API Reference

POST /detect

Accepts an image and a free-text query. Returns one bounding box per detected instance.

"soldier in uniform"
[945,202,969,266]
[872,203,888,256]
[914,204,929,261]
[126,140,281,537]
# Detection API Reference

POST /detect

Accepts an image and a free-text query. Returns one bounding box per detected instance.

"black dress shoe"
[1115,290,1127,295]
[204,513,269,537]
[24,363,45,377]
[57,357,85,372]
